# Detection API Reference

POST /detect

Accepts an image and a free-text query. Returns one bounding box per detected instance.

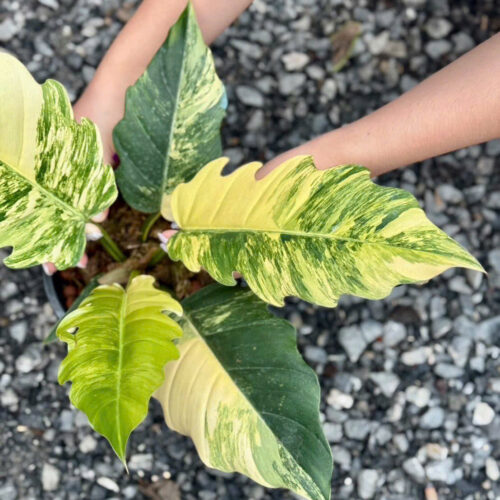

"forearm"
[260,32,500,178]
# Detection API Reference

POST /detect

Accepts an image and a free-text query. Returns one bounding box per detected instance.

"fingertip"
[91,209,108,223]
[42,263,56,276]
[77,254,88,269]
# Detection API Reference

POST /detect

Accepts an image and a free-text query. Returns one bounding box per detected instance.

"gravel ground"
[1,1,500,499]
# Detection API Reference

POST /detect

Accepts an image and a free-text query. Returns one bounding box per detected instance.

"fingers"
[42,262,57,276]
[158,229,178,252]
[42,254,88,276]
[91,209,109,223]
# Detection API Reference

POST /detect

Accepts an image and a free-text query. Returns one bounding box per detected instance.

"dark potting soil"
[55,198,212,309]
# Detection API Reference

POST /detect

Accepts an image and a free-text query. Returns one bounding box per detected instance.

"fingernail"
[91,209,108,223]
[42,263,55,276]
[157,232,169,244]
[160,243,168,253]
[171,222,179,230]
[77,254,88,269]
[85,223,103,241]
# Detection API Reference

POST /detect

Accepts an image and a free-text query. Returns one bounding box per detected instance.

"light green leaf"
[57,275,183,463]
[0,53,117,269]
[114,3,226,213]
[44,275,102,344]
[165,156,484,307]
[155,284,332,500]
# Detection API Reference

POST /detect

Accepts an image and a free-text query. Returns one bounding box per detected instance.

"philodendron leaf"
[155,284,332,500]
[57,275,183,463]
[114,3,226,213]
[164,156,484,307]
[0,53,117,269]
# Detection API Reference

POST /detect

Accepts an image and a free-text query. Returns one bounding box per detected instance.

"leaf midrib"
[1,158,84,221]
[115,288,128,458]
[177,226,466,257]
[180,309,329,485]
[159,13,189,202]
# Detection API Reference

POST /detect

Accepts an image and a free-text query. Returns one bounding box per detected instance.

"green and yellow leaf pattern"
[165,156,483,307]
[155,284,332,500]
[0,53,117,269]
[58,275,183,463]
[114,3,226,213]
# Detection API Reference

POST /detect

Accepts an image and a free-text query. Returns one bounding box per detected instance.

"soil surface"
[56,199,212,309]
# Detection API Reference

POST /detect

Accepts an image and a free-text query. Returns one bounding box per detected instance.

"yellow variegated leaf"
[58,275,183,464]
[155,285,332,500]
[164,155,483,307]
[0,53,117,269]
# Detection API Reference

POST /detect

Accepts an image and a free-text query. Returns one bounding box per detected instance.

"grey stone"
[0,18,19,42]
[383,321,406,347]
[278,74,306,95]
[0,483,17,500]
[452,32,475,54]
[361,320,383,343]
[96,477,120,493]
[402,457,426,484]
[79,435,97,453]
[39,0,60,9]
[485,457,500,482]
[0,282,18,300]
[434,363,464,379]
[345,419,372,440]
[9,321,27,344]
[235,86,264,107]
[426,458,455,484]
[281,52,309,71]
[323,422,342,443]
[425,18,453,39]
[230,39,262,58]
[472,402,495,426]
[420,407,445,429]
[488,249,500,272]
[1,388,19,409]
[405,385,431,408]
[370,372,400,398]
[15,344,42,373]
[42,463,61,492]
[431,317,452,339]
[327,388,354,410]
[338,326,367,362]
[486,139,500,156]
[367,31,389,55]
[332,446,351,469]
[129,453,153,471]
[425,40,452,59]
[59,409,75,431]
[304,346,327,364]
[437,184,463,204]
[357,469,379,499]
[449,336,472,367]
[401,347,428,366]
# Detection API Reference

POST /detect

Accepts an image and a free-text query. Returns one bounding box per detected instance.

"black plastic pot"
[42,270,66,320]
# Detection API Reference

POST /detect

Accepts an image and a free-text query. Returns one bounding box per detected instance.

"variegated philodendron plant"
[0,4,484,500]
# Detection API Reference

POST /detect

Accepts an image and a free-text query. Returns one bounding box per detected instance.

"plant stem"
[97,225,127,262]
[141,212,161,242]
[148,248,167,267]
